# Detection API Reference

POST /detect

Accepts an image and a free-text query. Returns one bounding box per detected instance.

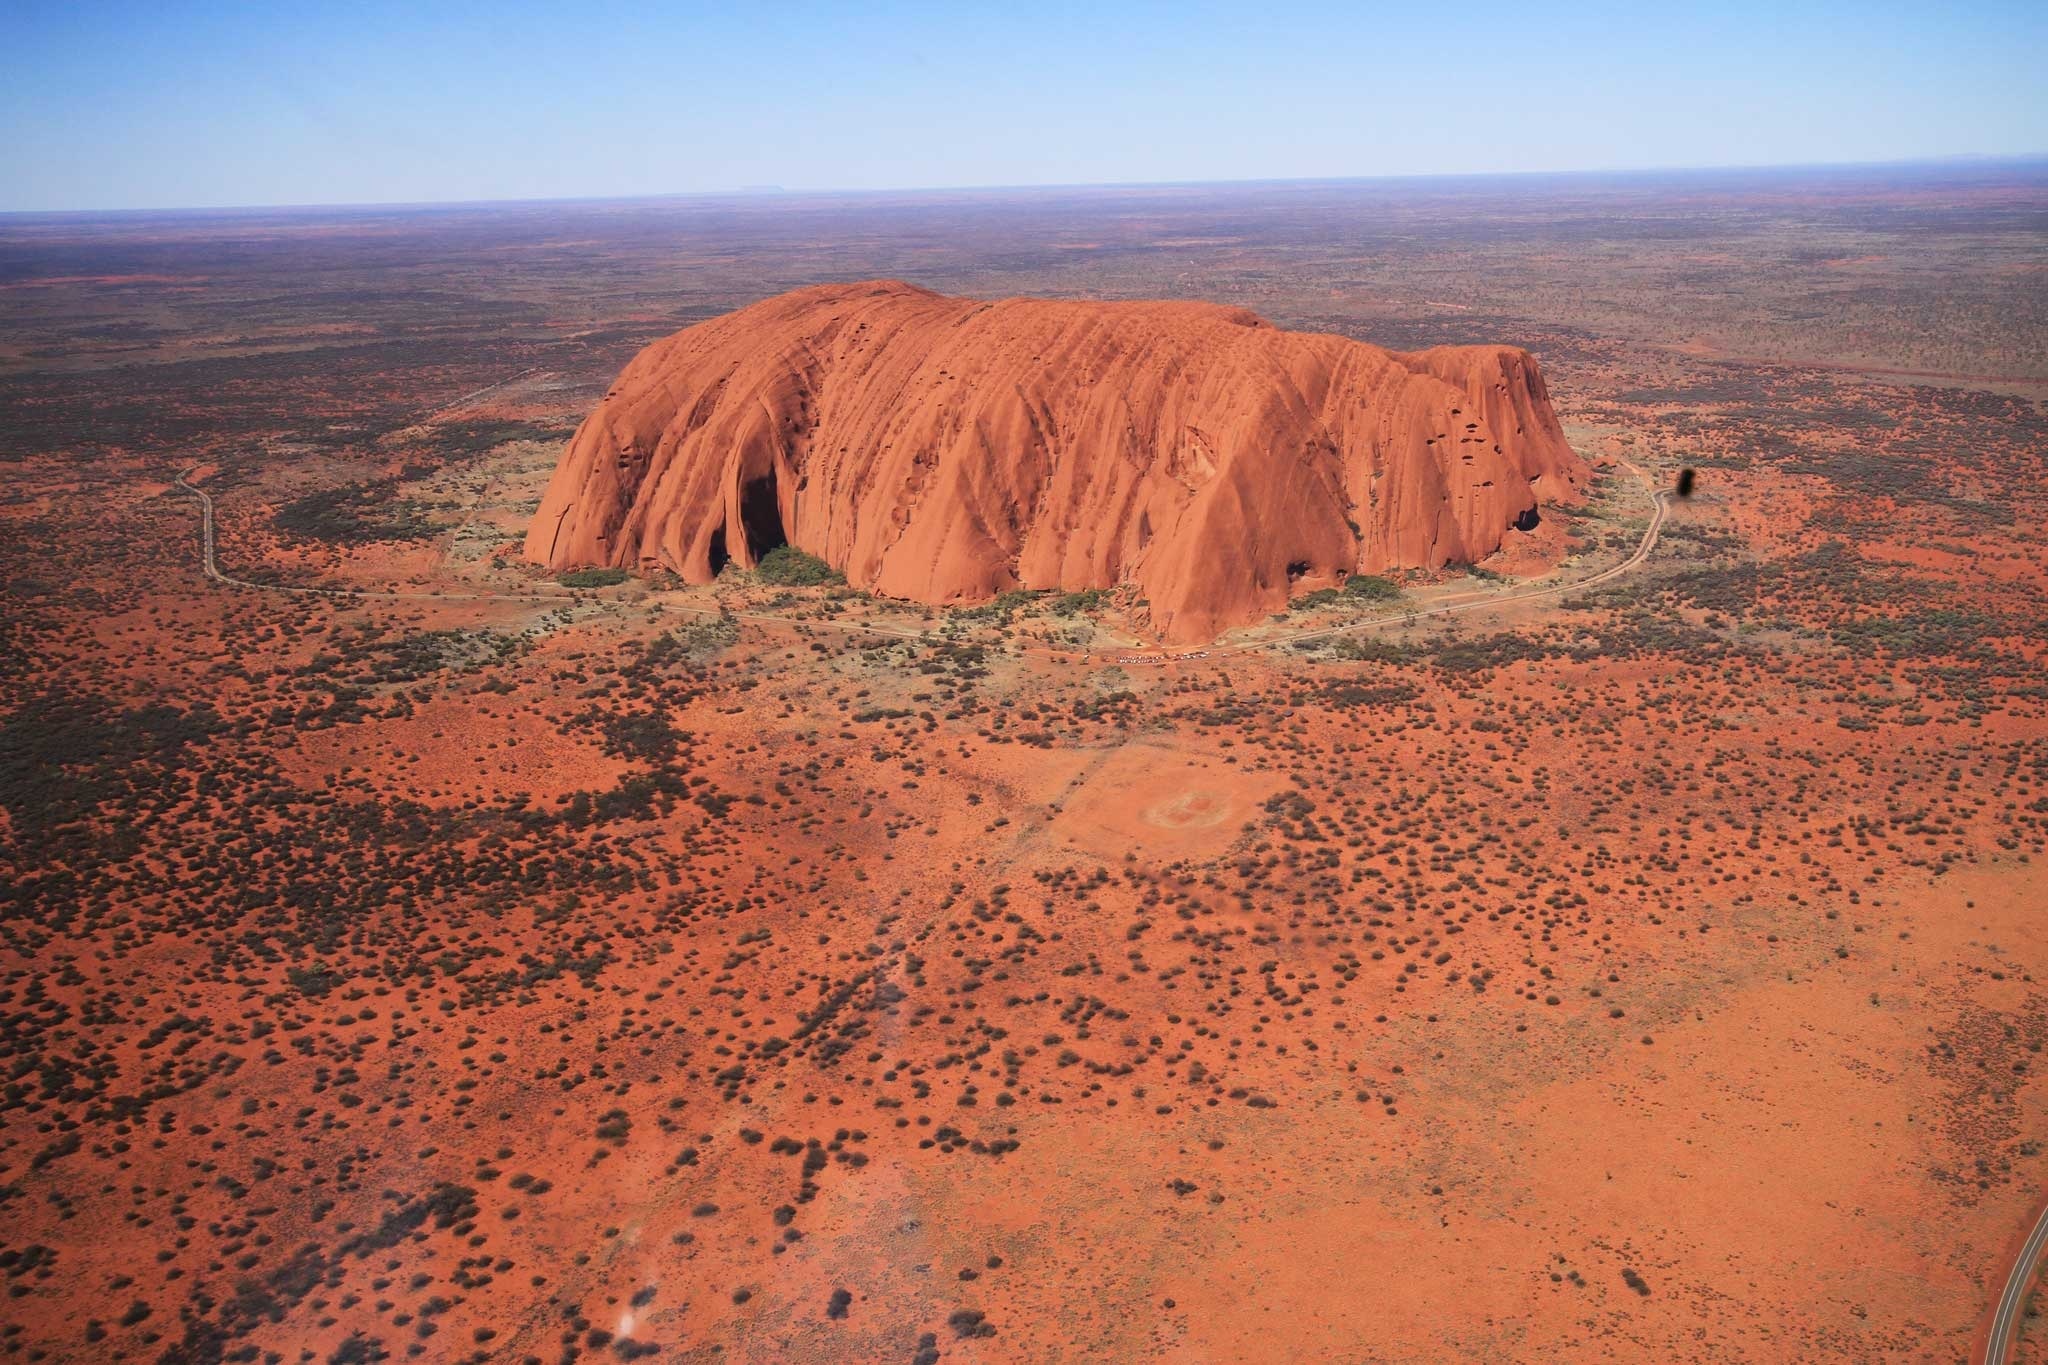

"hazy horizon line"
[4,150,2044,221]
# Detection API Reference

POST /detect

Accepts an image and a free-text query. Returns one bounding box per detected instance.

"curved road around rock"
[174,457,1668,666]
[1981,1196,2048,1364]
[1216,464,1668,658]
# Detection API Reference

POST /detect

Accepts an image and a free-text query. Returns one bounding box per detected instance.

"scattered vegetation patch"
[558,566,630,589]
[645,617,739,662]
[413,418,576,462]
[1049,589,1108,616]
[1343,573,1401,600]
[275,480,446,544]
[0,695,225,837]
[1325,636,1413,664]
[753,546,842,587]
[595,711,681,763]
[956,589,1046,625]
[317,627,522,686]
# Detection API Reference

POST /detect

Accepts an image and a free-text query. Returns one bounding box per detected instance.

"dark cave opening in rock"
[1513,506,1541,532]
[739,473,788,561]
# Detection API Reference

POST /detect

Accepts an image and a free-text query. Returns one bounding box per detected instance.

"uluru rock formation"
[526,281,1587,642]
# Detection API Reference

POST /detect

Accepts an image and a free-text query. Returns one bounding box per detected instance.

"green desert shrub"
[1343,573,1400,600]
[753,546,841,586]
[558,567,629,589]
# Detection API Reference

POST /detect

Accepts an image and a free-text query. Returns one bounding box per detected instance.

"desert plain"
[2,162,2046,1363]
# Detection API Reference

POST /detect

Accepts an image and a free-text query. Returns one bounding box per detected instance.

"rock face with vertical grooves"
[526,281,1586,643]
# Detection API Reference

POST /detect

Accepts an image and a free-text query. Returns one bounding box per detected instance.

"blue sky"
[3,0,2044,211]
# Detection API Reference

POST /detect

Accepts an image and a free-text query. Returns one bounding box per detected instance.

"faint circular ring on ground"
[1143,791,1233,830]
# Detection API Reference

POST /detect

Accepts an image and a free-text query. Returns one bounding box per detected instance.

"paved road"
[174,457,1667,667]
[1982,1196,2048,1363]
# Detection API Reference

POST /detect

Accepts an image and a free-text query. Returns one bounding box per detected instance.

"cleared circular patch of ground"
[1054,744,1271,861]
